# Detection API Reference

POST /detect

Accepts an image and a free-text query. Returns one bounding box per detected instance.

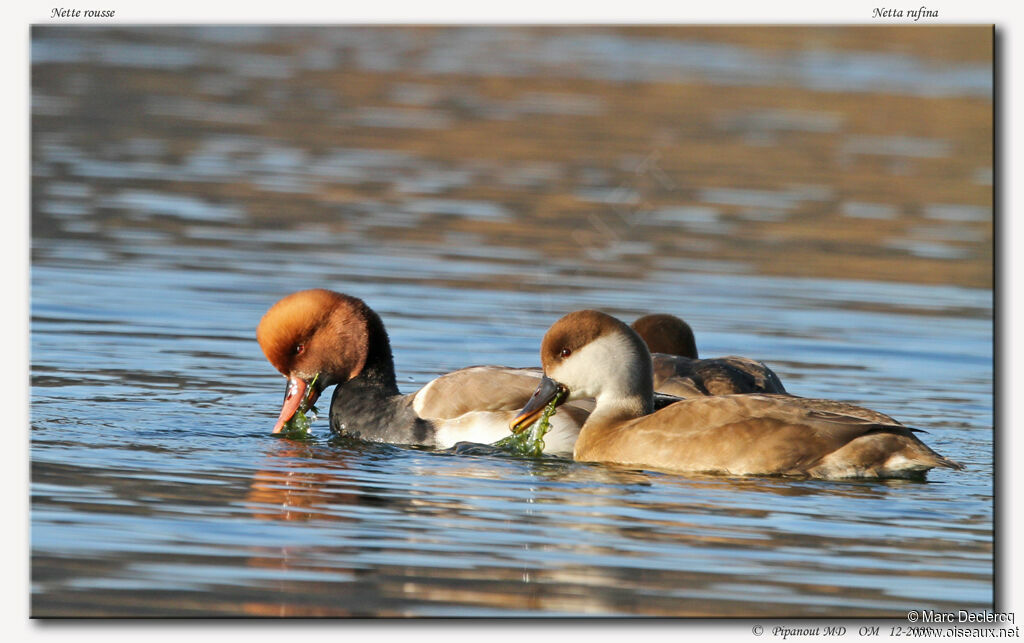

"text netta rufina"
[631,313,787,398]
[256,289,587,454]
[513,310,962,479]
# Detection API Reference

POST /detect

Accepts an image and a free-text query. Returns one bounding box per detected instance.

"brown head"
[631,313,698,358]
[256,289,393,433]
[512,310,653,431]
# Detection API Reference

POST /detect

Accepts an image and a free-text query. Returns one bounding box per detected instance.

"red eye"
[295,344,305,355]
[560,347,572,358]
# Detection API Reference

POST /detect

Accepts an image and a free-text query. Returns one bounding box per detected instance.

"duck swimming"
[631,313,787,398]
[512,310,962,479]
[256,289,588,454]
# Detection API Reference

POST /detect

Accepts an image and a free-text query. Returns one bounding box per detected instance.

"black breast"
[329,380,438,447]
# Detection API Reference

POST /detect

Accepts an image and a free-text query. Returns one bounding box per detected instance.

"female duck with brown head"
[513,310,962,479]
[631,313,787,398]
[257,289,587,453]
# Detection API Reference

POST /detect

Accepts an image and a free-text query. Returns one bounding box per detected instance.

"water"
[30,26,993,617]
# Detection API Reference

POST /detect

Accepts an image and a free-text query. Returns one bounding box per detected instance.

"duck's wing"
[411,366,545,420]
[412,365,596,418]
[650,354,705,397]
[651,354,787,397]
[797,398,900,426]
[579,394,961,478]
[414,365,590,456]
[716,356,787,394]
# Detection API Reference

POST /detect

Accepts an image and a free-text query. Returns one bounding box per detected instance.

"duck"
[511,310,963,479]
[630,313,787,398]
[256,289,588,454]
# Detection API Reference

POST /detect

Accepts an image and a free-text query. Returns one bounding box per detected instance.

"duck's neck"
[354,306,400,395]
[356,345,400,396]
[579,333,655,432]
[328,321,435,445]
[585,392,654,431]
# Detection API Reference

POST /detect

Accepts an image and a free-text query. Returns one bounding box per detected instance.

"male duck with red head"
[256,289,587,453]
[513,310,962,479]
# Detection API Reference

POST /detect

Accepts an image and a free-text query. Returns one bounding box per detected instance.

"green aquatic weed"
[493,389,567,457]
[278,374,319,439]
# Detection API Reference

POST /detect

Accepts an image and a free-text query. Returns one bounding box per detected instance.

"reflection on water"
[31,26,992,617]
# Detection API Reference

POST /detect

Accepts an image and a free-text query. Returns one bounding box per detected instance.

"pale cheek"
[550,360,595,399]
[547,363,569,388]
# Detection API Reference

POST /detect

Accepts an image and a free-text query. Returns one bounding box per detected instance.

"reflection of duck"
[236,438,937,618]
[631,313,787,398]
[236,444,637,617]
[256,289,588,454]
[514,310,962,479]
[244,442,360,522]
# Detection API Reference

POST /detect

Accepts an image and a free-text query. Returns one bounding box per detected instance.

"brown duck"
[513,310,963,479]
[631,313,787,398]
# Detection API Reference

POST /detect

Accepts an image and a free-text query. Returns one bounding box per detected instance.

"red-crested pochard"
[513,310,963,479]
[631,313,787,398]
[256,289,588,454]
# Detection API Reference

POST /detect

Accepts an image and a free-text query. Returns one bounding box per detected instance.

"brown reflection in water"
[244,441,362,522]
[234,446,984,617]
[32,26,992,289]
